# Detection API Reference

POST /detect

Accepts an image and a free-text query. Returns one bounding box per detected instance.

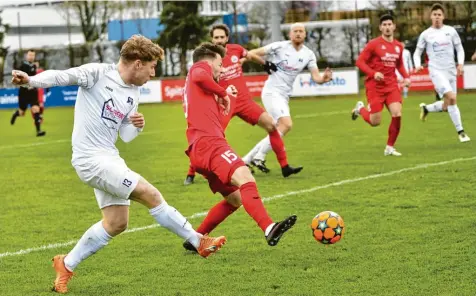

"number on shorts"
[221,150,238,164]
[122,178,132,187]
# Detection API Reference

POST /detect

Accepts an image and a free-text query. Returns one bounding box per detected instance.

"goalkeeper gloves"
[263,61,278,74]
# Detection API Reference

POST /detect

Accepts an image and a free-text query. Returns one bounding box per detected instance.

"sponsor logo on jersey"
[101,98,125,128]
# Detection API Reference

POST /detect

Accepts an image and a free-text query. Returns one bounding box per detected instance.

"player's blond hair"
[120,35,164,63]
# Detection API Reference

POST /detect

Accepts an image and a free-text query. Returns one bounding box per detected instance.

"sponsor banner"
[161,78,186,102]
[245,74,267,98]
[139,80,162,103]
[0,85,79,109]
[292,70,359,96]
[463,64,476,89]
[409,67,463,91]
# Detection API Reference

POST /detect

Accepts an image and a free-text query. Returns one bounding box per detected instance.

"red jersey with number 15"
[184,61,228,147]
[356,36,409,92]
[218,44,249,99]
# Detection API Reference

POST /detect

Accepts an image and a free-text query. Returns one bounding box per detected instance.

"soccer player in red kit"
[183,43,297,251]
[183,24,302,186]
[351,14,411,156]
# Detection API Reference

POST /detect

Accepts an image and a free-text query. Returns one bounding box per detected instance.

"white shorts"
[72,155,141,209]
[429,68,457,99]
[261,88,290,121]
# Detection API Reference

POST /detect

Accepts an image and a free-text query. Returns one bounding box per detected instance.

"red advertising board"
[161,78,186,102]
[160,75,268,102]
[409,68,463,91]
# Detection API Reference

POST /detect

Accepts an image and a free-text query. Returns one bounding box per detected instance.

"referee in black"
[10,49,46,137]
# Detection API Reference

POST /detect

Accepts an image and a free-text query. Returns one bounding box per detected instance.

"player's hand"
[457,64,464,76]
[414,66,424,73]
[226,85,238,96]
[263,61,278,74]
[11,70,30,86]
[129,112,145,129]
[403,78,411,87]
[374,72,384,81]
[218,95,231,116]
[322,67,333,82]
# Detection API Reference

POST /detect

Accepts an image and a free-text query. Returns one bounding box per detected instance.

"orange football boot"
[51,255,74,294]
[196,235,227,258]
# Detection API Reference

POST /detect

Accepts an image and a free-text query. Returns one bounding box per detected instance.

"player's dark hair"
[192,42,226,63]
[430,3,445,14]
[210,24,230,38]
[27,49,35,53]
[379,14,394,24]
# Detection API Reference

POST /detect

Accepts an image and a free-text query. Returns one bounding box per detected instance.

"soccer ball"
[311,211,345,244]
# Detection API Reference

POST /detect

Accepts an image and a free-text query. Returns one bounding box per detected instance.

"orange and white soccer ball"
[311,211,345,244]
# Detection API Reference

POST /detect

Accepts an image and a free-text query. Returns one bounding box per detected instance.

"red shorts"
[233,94,264,125]
[187,137,243,197]
[366,88,402,114]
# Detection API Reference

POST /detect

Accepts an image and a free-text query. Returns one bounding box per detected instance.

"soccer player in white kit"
[11,35,226,294]
[396,41,414,99]
[242,23,333,173]
[413,3,470,143]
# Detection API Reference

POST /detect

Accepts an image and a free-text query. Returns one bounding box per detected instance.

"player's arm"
[413,33,426,72]
[472,50,476,62]
[119,108,145,143]
[308,53,332,84]
[452,29,465,75]
[356,42,382,80]
[248,44,279,74]
[191,67,228,98]
[240,51,266,65]
[12,63,114,89]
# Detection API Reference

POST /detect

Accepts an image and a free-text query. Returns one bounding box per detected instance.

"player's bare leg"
[183,164,196,186]
[385,102,402,156]
[352,101,381,127]
[254,112,303,177]
[53,179,226,293]
[231,166,297,246]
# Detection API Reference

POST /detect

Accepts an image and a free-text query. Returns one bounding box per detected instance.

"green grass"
[0,92,475,296]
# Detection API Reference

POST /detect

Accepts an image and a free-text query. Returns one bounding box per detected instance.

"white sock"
[403,87,408,99]
[243,137,267,164]
[254,131,284,161]
[64,221,112,271]
[447,104,463,132]
[149,202,201,248]
[425,101,444,112]
[264,223,275,236]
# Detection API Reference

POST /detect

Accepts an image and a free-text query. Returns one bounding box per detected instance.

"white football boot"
[384,145,402,156]
[351,101,365,120]
[458,132,471,143]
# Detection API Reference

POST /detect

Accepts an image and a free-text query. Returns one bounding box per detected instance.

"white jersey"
[415,25,463,70]
[402,48,413,73]
[263,41,318,96]
[28,63,141,158]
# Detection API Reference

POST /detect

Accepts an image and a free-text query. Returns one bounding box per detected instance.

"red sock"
[269,130,288,168]
[359,107,371,124]
[187,165,195,176]
[240,182,273,232]
[196,200,239,234]
[387,116,401,147]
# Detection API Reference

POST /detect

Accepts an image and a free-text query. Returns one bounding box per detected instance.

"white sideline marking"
[1,156,474,259]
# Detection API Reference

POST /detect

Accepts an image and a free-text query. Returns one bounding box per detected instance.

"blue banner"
[0,85,79,109]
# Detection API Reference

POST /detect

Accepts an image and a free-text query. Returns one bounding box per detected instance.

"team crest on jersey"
[382,45,386,50]
[395,46,400,53]
[231,55,239,63]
